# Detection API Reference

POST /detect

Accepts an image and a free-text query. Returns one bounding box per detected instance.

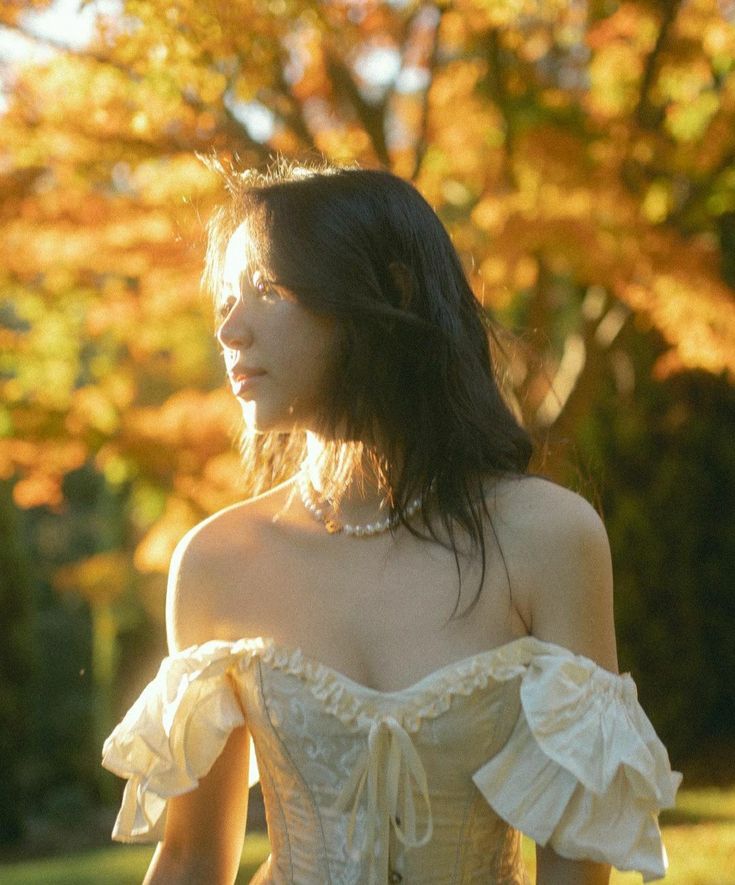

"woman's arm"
[510,480,617,885]
[142,724,251,885]
[143,527,252,885]
[534,849,610,885]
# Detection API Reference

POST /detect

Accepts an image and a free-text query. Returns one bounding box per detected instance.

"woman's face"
[216,222,339,434]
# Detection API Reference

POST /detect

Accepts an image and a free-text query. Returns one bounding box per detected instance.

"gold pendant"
[324,518,342,534]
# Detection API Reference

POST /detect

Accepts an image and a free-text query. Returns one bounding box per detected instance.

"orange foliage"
[1,0,734,582]
[53,550,132,605]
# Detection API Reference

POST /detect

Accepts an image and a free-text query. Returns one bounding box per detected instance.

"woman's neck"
[303,432,394,517]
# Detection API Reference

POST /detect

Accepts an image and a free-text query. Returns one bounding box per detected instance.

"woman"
[103,160,681,884]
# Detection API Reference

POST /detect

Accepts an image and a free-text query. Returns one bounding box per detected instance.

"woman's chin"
[238,399,257,424]
[239,400,277,434]
[239,400,304,435]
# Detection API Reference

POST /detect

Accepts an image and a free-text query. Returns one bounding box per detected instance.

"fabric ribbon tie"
[335,714,433,864]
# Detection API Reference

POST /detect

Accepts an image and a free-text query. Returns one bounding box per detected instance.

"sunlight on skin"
[221,220,257,433]
[222,221,254,300]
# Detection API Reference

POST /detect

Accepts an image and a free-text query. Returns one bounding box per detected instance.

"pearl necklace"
[297,472,422,537]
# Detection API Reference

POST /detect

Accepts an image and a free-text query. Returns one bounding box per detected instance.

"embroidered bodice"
[102,636,681,884]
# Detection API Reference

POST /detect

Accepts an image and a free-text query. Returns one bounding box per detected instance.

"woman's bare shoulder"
[165,478,297,651]
[487,473,617,668]
[488,473,603,531]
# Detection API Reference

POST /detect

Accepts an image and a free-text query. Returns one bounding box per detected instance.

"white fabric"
[334,714,434,860]
[102,635,681,884]
[471,648,680,881]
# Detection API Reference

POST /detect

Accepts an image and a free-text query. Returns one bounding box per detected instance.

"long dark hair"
[203,157,533,620]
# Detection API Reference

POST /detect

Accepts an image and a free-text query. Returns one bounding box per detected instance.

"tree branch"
[220,97,271,157]
[409,5,444,182]
[271,63,318,150]
[634,0,681,128]
[542,300,633,437]
[1,21,135,77]
[481,28,518,189]
[3,22,269,157]
[324,47,390,167]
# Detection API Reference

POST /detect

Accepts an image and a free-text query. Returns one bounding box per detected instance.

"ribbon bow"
[334,715,433,879]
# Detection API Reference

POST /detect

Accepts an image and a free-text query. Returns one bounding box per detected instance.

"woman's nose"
[217,302,253,350]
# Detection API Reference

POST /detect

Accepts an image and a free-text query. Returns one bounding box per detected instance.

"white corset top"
[102,636,681,884]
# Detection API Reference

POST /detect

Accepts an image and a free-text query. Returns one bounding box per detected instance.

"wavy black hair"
[203,157,533,621]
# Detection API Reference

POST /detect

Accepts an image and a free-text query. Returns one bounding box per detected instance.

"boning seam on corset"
[451,790,482,883]
[226,667,248,720]
[257,658,333,885]
[255,660,294,885]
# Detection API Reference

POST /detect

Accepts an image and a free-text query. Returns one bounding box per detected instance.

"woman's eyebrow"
[221,269,250,295]
[219,275,238,298]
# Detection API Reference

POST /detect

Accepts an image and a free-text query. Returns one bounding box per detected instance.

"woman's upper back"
[165,472,618,691]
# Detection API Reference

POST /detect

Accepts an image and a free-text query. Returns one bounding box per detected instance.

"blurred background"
[1,0,734,881]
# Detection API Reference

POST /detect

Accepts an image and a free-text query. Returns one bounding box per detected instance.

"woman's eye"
[255,279,276,299]
[251,269,286,301]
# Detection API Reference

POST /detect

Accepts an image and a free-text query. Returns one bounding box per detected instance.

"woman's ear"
[389,260,413,311]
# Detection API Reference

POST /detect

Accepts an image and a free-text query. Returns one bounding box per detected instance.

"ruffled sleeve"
[471,644,682,882]
[101,640,255,843]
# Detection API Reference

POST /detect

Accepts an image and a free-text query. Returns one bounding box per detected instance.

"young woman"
[103,161,681,885]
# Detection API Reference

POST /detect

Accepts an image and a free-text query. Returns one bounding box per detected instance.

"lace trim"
[220,635,633,733]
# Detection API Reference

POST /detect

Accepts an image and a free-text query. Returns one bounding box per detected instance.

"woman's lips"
[230,371,266,396]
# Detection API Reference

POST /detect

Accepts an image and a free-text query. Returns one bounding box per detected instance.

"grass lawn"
[2,787,733,884]
[0,835,271,885]
[519,786,735,884]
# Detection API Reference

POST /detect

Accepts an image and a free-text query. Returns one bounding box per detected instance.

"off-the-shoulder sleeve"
[471,647,682,882]
[101,641,255,843]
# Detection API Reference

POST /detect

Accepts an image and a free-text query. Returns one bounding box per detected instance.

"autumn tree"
[1,0,735,821]
[1,0,733,525]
